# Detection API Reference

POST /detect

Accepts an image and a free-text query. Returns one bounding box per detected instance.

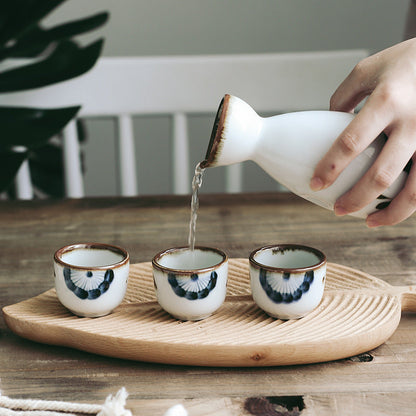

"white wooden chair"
[1,50,368,199]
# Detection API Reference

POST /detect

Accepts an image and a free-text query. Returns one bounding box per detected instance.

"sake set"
[54,94,403,321]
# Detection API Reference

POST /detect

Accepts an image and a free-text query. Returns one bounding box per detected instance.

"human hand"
[310,38,416,227]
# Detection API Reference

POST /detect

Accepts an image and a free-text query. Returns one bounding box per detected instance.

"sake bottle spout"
[201,94,262,169]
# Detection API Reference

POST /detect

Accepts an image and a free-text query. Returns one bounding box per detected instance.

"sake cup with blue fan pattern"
[54,243,129,317]
[152,246,228,321]
[249,244,326,320]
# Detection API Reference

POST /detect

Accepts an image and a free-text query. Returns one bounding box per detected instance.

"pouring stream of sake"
[188,162,205,251]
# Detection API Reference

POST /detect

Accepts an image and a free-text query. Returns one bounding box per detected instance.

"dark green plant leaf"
[0,105,80,149]
[0,38,104,92]
[0,0,67,44]
[0,149,27,192]
[29,142,65,197]
[0,26,47,59]
[0,1,108,197]
[0,12,109,59]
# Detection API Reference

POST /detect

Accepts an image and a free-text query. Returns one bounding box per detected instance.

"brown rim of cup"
[249,244,326,273]
[152,246,228,274]
[54,242,130,270]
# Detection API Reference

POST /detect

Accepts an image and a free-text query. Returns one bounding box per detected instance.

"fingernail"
[366,218,380,228]
[310,176,324,191]
[334,204,347,216]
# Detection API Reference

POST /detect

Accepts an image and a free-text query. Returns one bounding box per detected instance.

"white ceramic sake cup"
[54,243,130,317]
[249,244,326,320]
[152,246,228,321]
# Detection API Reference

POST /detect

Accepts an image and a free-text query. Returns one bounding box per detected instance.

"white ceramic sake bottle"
[201,94,408,218]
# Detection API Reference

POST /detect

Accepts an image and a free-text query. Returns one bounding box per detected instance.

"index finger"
[310,91,392,191]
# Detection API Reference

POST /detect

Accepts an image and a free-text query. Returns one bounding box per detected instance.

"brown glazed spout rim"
[200,94,231,169]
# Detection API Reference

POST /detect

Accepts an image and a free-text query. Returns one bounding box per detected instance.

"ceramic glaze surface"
[254,249,320,269]
[250,245,326,320]
[61,249,124,267]
[152,247,228,321]
[54,243,129,318]
[157,248,223,270]
[204,95,408,219]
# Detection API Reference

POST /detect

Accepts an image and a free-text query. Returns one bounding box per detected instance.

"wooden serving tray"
[3,259,415,367]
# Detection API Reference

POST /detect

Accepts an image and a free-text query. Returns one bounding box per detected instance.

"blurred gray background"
[45,0,410,196]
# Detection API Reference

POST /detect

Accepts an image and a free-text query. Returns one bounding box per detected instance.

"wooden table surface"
[1,192,416,416]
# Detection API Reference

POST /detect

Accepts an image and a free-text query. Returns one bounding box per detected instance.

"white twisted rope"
[0,389,130,416]
[0,389,187,416]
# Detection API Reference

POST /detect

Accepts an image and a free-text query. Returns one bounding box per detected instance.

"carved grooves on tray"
[123,260,389,305]
[22,292,398,348]
[144,293,396,346]
[124,262,155,303]
[123,259,253,304]
[326,263,390,291]
[3,259,400,365]
[226,258,252,296]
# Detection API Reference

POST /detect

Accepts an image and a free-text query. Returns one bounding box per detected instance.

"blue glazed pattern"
[63,267,114,300]
[168,271,217,300]
[259,268,314,303]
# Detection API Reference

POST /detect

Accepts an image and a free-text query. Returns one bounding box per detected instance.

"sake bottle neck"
[201,94,262,168]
